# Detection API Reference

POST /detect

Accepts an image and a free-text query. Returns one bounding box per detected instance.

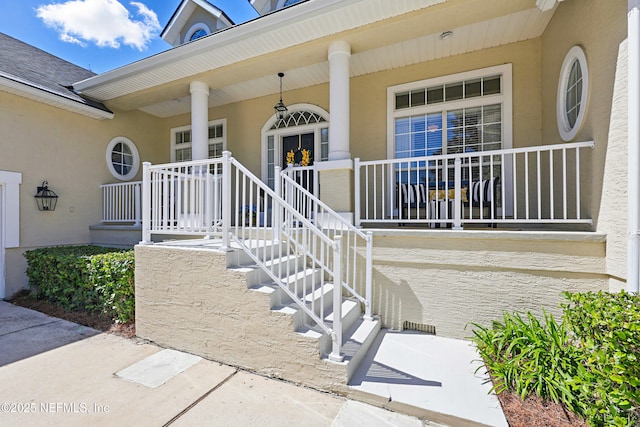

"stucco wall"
[366,230,608,339]
[0,91,165,297]
[135,244,350,393]
[541,0,627,282]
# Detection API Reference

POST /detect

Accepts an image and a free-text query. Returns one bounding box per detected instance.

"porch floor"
[348,330,508,427]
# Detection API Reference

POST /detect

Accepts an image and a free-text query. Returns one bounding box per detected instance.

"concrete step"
[241,253,307,286]
[226,240,289,268]
[248,268,323,308]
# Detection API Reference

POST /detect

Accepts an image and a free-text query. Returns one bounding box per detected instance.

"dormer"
[161,0,234,47]
[248,0,306,16]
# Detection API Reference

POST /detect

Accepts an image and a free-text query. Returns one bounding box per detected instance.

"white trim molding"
[0,171,22,248]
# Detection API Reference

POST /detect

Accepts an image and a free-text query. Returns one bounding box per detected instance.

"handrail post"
[354,157,361,228]
[274,166,282,241]
[204,169,213,239]
[364,231,373,321]
[140,162,152,244]
[134,182,142,227]
[329,236,344,362]
[453,157,463,230]
[222,151,232,250]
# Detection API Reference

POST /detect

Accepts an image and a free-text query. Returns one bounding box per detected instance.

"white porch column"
[328,41,351,161]
[190,81,210,161]
[628,1,640,293]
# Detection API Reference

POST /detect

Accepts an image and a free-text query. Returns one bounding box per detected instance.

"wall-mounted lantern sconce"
[34,181,58,211]
[273,72,288,121]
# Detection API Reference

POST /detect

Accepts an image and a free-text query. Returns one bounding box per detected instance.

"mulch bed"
[497,390,587,427]
[9,290,135,339]
[9,290,588,426]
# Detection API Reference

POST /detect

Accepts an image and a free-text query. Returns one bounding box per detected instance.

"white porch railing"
[280,169,373,320]
[355,141,595,228]
[282,165,318,195]
[141,152,373,362]
[101,181,142,225]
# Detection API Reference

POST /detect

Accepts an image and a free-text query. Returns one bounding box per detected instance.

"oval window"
[106,137,140,181]
[557,46,589,141]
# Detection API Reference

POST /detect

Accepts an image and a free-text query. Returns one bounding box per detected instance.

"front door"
[282,132,314,168]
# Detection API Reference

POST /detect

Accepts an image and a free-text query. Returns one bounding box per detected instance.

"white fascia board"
[74,0,443,96]
[0,74,114,120]
[161,0,194,42]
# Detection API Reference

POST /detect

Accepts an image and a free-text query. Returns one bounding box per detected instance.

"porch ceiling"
[78,0,556,118]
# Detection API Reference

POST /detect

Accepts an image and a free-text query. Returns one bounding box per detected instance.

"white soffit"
[75,0,447,100]
[139,6,554,118]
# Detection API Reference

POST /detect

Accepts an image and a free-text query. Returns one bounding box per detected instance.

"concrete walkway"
[348,330,508,427]
[0,301,431,426]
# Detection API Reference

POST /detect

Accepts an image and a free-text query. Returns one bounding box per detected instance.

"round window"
[189,28,207,41]
[557,46,589,141]
[106,137,140,181]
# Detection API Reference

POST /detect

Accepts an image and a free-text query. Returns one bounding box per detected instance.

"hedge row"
[24,246,135,323]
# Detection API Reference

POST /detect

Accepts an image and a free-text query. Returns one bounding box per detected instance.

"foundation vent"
[403,321,436,335]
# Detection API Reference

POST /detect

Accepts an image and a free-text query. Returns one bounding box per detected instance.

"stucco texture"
[0,91,165,296]
[134,244,350,393]
[541,0,628,281]
[364,230,607,339]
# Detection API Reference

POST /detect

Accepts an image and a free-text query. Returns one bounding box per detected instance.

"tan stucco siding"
[351,38,543,161]
[0,91,164,296]
[367,230,608,339]
[541,0,627,281]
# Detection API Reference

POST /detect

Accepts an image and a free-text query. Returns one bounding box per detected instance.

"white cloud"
[36,0,161,51]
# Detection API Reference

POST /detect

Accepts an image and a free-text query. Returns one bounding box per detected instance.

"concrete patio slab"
[0,303,428,427]
[0,333,236,426]
[349,330,508,427]
[0,301,98,366]
[116,348,202,388]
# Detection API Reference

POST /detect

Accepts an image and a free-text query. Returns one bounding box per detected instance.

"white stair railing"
[141,152,348,361]
[280,170,374,320]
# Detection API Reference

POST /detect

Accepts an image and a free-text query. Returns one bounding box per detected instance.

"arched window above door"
[262,104,330,189]
[270,110,327,130]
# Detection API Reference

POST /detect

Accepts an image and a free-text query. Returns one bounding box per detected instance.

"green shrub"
[471,291,640,427]
[471,311,582,412]
[24,246,135,323]
[563,291,640,427]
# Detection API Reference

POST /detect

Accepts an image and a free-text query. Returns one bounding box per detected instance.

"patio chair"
[464,176,500,228]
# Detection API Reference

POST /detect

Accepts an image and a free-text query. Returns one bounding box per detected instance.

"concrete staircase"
[227,239,381,383]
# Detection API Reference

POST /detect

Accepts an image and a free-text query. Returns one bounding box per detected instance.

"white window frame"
[557,46,589,142]
[106,136,140,181]
[386,64,513,215]
[184,23,211,43]
[170,119,227,162]
[261,104,330,185]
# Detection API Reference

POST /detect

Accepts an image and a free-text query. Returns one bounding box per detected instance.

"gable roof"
[0,33,113,119]
[249,0,308,16]
[161,0,234,46]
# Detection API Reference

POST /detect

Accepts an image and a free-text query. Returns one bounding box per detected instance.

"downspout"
[628,0,640,293]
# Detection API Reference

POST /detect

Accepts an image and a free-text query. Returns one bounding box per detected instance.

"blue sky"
[1,0,258,73]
